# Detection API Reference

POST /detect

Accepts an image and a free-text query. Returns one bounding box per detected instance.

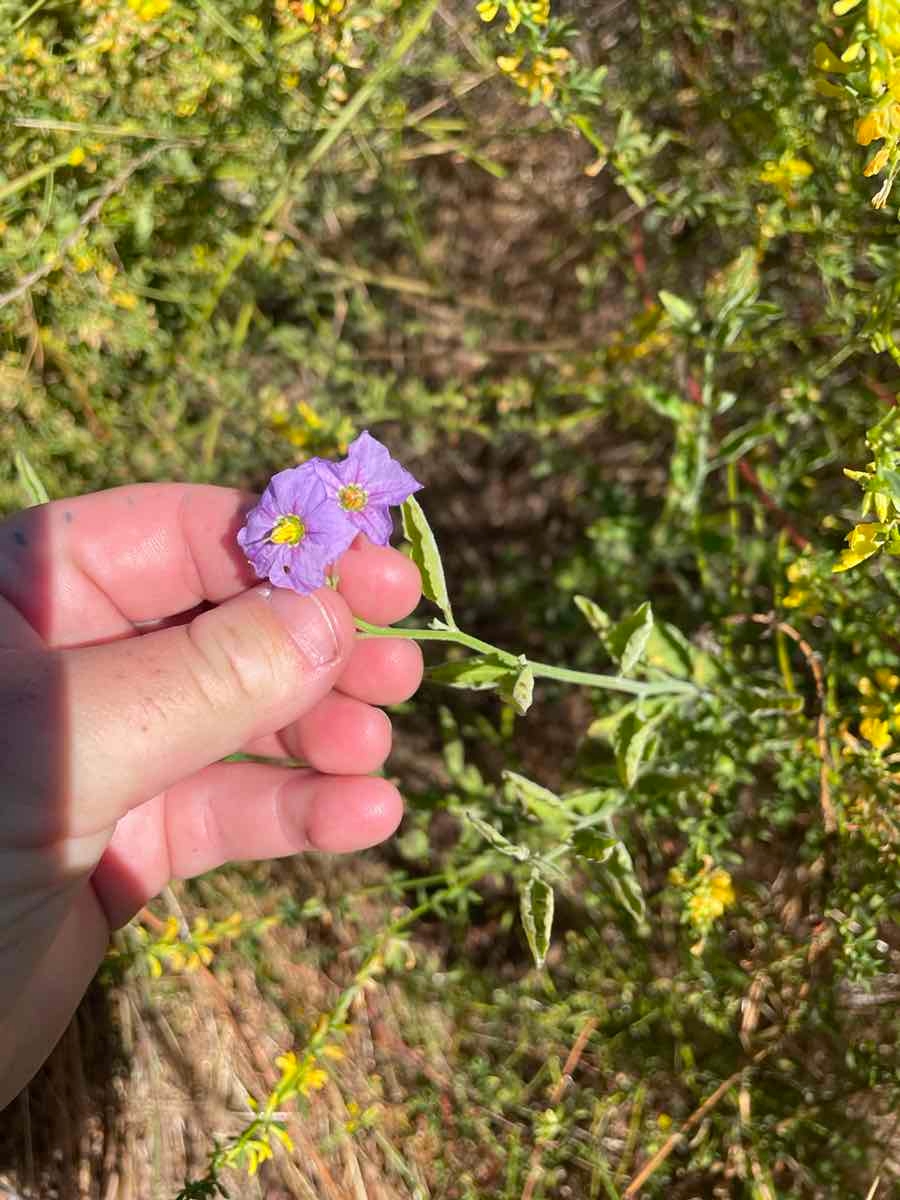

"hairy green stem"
[355,619,698,698]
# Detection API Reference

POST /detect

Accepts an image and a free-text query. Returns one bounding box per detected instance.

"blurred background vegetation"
[6,0,900,1195]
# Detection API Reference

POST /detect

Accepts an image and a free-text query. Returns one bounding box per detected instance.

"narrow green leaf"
[401,495,455,628]
[500,663,535,715]
[439,706,465,778]
[609,602,654,677]
[466,811,531,861]
[603,842,646,925]
[658,289,697,329]
[613,711,658,789]
[571,829,618,863]
[427,655,514,690]
[586,700,638,743]
[503,770,569,826]
[520,873,554,968]
[574,594,611,642]
[14,448,50,506]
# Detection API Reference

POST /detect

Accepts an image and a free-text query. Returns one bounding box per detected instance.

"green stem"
[355,617,516,662]
[355,620,698,698]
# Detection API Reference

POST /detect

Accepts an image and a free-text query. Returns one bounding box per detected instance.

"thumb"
[61,584,353,839]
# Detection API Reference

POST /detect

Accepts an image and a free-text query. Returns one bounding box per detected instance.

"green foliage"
[9,0,900,1194]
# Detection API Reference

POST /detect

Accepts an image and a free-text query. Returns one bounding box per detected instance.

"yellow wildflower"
[68,146,86,167]
[497,52,524,74]
[110,290,138,310]
[476,0,500,18]
[865,144,893,175]
[127,0,171,19]
[759,155,813,200]
[505,0,522,32]
[708,868,736,908]
[857,109,889,147]
[833,522,884,572]
[300,1066,329,1094]
[860,715,893,751]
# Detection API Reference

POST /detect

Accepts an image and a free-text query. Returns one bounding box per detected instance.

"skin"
[0,483,424,1109]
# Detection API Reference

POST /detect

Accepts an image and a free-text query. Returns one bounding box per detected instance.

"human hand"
[0,483,423,1108]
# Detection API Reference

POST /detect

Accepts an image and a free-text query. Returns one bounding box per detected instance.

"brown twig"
[737,460,810,551]
[623,1050,770,1198]
[727,613,837,834]
[520,1017,598,1200]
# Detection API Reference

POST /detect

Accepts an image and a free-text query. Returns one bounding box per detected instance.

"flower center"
[338,483,368,512]
[269,514,306,545]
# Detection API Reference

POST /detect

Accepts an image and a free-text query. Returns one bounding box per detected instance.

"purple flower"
[237,462,356,594]
[313,431,422,546]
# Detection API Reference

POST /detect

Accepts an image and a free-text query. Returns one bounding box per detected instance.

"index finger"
[0,483,423,649]
[0,484,256,646]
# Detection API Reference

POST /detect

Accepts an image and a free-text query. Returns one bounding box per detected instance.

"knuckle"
[185,606,293,713]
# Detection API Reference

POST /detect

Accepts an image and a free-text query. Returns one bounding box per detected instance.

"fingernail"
[265,588,341,668]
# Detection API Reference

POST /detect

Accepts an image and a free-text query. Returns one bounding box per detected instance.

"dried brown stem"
[623,1050,771,1198]
[520,1017,598,1200]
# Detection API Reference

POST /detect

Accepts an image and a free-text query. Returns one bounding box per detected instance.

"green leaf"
[574,594,611,642]
[586,700,638,743]
[658,289,697,330]
[427,655,514,690]
[401,495,455,628]
[13,448,50,506]
[465,811,531,861]
[614,712,658,788]
[503,770,569,827]
[520,872,554,968]
[571,829,618,863]
[609,602,654,677]
[500,663,535,715]
[565,789,625,819]
[439,706,465,778]
[603,842,646,925]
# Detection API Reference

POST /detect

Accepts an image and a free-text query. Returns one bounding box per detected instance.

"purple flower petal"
[237,461,355,594]
[354,504,395,547]
[312,431,421,546]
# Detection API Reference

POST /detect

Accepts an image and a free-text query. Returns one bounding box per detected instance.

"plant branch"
[355,619,699,698]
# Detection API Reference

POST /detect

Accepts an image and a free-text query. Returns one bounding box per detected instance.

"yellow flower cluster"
[687,868,735,927]
[230,1038,345,1174]
[476,0,550,34]
[833,520,885,572]
[287,0,347,26]
[127,0,171,21]
[496,45,571,104]
[817,0,900,204]
[856,668,900,752]
[758,153,813,201]
[265,394,355,458]
[107,910,280,978]
[671,860,736,953]
[783,556,817,610]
